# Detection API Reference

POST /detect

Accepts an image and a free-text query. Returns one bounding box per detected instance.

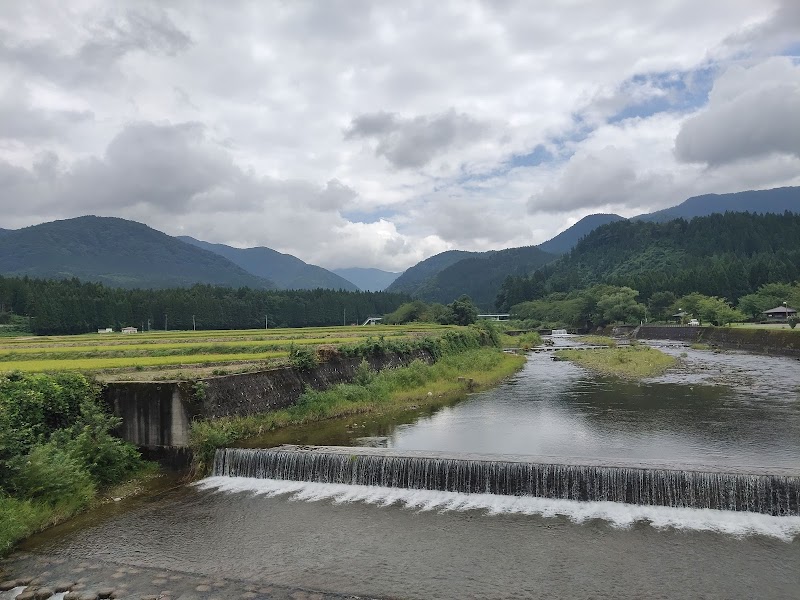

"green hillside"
[0,216,274,290]
[537,213,625,255]
[498,212,800,310]
[386,250,481,296]
[411,246,556,309]
[179,237,357,291]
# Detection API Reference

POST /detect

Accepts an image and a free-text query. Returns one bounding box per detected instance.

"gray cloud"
[345,109,491,169]
[674,58,800,165]
[0,8,190,87]
[0,86,93,140]
[528,146,675,214]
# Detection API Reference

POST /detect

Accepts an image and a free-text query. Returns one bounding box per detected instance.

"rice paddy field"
[0,324,457,381]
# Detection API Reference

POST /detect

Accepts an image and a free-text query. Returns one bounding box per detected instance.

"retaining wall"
[635,326,800,357]
[104,349,434,451]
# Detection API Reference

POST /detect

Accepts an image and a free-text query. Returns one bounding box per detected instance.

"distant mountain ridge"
[386,186,799,309]
[179,237,357,291]
[538,213,625,255]
[0,216,275,289]
[332,267,400,291]
[634,186,799,222]
[409,245,555,309]
[386,250,481,297]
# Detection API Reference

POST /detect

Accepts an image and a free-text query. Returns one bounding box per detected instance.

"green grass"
[189,348,526,474]
[576,335,617,347]
[555,346,677,379]
[0,463,159,556]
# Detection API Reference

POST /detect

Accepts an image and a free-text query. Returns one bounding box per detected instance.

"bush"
[789,316,799,329]
[10,443,95,506]
[289,345,319,370]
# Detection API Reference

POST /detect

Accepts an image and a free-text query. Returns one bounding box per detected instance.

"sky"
[1,1,799,272]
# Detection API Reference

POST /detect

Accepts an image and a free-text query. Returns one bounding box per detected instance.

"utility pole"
[164,313,168,331]
[343,308,346,326]
[265,314,268,330]
[192,314,196,331]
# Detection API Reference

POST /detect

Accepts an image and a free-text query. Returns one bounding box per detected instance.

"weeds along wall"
[635,326,800,357]
[105,349,436,450]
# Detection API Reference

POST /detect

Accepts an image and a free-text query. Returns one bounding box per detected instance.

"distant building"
[762,305,797,321]
[97,328,113,333]
[121,326,138,334]
[361,317,382,326]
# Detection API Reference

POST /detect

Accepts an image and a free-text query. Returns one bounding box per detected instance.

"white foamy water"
[197,476,800,542]
[0,588,27,600]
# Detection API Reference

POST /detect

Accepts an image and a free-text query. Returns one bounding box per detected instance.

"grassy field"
[0,324,457,380]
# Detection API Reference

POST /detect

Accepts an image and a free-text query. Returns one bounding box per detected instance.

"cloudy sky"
[1,1,799,271]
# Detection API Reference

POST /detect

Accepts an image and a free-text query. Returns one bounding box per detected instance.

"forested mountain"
[0,228,8,236]
[0,217,274,290]
[635,186,799,223]
[0,276,409,335]
[537,214,625,255]
[386,250,481,296]
[497,212,800,310]
[407,246,555,309]
[179,237,357,291]
[332,267,401,291]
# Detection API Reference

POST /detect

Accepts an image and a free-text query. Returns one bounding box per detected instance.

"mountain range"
[387,186,798,308]
[0,186,796,300]
[178,236,358,291]
[0,216,275,290]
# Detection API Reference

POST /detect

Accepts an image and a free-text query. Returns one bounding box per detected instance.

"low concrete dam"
[213,446,800,516]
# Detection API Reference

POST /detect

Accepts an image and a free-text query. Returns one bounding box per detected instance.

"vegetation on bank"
[189,326,523,474]
[0,372,146,555]
[555,346,677,379]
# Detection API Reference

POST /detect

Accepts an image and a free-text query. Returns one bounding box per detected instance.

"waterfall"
[212,446,800,516]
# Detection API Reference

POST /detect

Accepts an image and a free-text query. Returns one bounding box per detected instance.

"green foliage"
[736,282,800,319]
[789,316,799,329]
[672,293,745,326]
[516,331,543,350]
[289,345,319,370]
[511,285,646,328]
[10,443,95,506]
[442,295,479,326]
[353,360,375,386]
[0,275,411,335]
[498,213,800,308]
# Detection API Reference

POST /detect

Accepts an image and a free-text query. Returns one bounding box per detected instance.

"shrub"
[11,443,95,506]
[789,316,799,329]
[289,345,319,370]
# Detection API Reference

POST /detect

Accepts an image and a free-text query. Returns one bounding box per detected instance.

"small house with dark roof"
[762,305,797,321]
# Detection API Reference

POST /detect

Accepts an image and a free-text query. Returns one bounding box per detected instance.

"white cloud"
[0,0,797,272]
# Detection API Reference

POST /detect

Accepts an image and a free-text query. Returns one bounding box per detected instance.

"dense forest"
[497,212,800,310]
[0,277,410,335]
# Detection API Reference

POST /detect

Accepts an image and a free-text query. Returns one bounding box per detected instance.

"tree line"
[497,212,800,311]
[0,277,411,335]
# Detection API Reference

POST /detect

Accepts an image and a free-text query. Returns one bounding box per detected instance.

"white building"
[121,326,138,334]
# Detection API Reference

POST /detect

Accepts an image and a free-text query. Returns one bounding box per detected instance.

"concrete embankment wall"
[104,349,434,452]
[635,326,800,357]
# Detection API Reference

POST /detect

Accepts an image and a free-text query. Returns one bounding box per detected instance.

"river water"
[20,341,800,599]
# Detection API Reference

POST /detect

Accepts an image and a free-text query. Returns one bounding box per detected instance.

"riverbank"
[555,345,677,378]
[0,464,160,557]
[190,348,526,474]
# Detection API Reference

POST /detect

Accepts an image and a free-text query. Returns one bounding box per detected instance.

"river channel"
[15,341,800,599]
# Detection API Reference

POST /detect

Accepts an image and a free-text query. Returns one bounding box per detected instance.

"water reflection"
[244,345,800,471]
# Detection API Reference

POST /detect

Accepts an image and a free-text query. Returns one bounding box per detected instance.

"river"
[13,341,800,599]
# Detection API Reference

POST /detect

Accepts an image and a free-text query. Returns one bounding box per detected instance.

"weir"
[212,446,800,516]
